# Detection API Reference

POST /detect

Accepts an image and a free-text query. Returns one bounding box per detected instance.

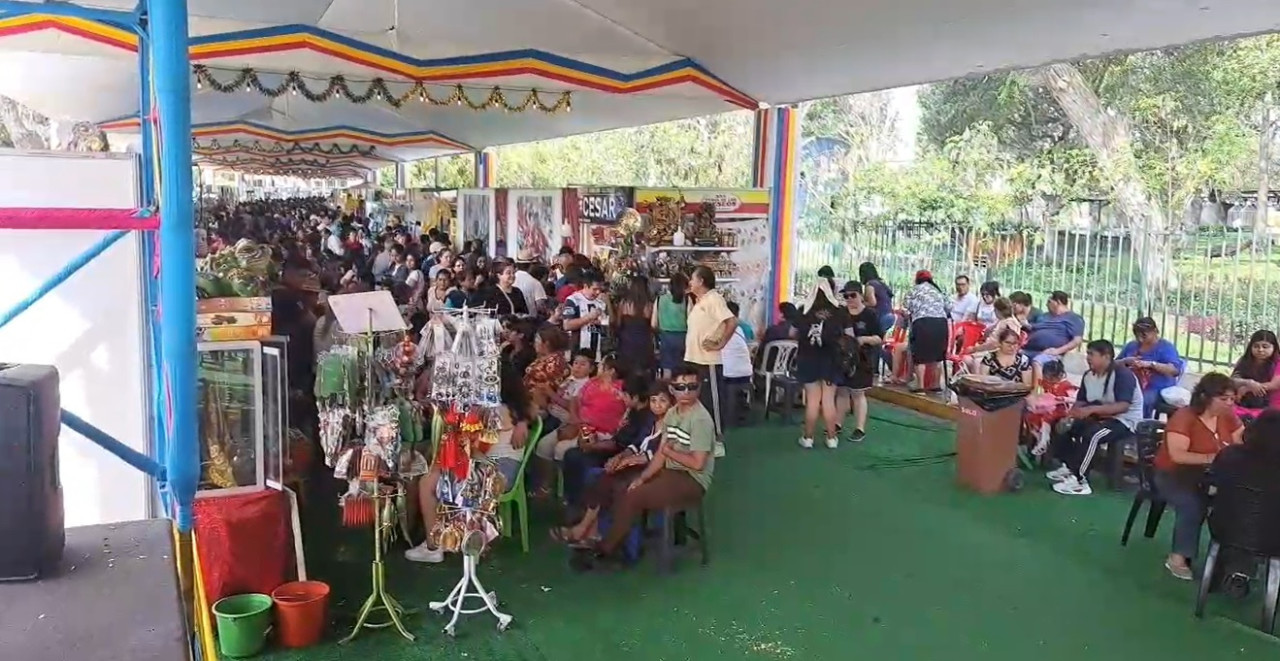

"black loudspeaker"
[0,363,64,580]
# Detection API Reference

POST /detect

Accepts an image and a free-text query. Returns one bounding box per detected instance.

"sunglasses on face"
[843,292,859,299]
[670,382,699,392]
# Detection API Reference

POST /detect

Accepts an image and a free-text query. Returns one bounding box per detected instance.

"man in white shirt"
[513,249,548,311]
[951,275,979,323]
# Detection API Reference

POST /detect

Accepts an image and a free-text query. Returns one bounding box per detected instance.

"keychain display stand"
[341,487,416,643]
[421,306,514,636]
[429,531,512,636]
[316,290,425,645]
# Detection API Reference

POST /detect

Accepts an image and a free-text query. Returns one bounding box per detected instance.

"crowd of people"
[218,197,743,572]
[219,196,1280,583]
[831,263,1280,583]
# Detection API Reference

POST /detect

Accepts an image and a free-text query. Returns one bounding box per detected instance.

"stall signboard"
[575,186,633,224]
[633,188,769,218]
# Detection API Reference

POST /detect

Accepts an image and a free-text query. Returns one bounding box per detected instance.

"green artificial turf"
[251,406,1279,661]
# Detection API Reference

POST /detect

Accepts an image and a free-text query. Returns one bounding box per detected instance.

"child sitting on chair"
[1024,360,1077,456]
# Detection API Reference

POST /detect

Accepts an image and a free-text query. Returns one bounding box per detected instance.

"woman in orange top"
[1153,372,1243,580]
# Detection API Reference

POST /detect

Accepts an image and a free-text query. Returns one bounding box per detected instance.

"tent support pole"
[755,106,801,322]
[150,0,197,532]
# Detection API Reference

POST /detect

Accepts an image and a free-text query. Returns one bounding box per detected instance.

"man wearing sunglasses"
[578,367,714,569]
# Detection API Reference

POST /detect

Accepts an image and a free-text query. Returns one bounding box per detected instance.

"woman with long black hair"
[653,272,690,379]
[858,261,894,334]
[613,274,655,377]
[1231,329,1280,421]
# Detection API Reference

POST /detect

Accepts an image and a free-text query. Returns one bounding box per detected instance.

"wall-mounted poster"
[457,189,495,255]
[506,189,562,260]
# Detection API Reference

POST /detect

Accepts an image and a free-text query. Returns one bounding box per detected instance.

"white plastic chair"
[755,340,798,405]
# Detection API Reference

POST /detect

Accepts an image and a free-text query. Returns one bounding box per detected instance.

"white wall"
[0,150,152,526]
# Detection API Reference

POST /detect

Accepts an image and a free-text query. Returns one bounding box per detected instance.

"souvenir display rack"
[419,306,514,636]
[641,196,742,286]
[315,310,425,644]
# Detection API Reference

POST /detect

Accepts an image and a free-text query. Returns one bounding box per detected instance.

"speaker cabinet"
[0,363,64,580]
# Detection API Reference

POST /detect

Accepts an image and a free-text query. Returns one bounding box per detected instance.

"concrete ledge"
[870,385,961,422]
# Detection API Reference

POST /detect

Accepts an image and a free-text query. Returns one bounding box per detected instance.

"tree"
[1027,62,1173,300]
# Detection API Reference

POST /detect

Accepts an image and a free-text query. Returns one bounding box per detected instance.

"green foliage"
[920,35,1280,211]
[489,112,754,188]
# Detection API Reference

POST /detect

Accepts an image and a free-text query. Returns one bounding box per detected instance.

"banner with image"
[457,189,496,255]
[506,189,562,260]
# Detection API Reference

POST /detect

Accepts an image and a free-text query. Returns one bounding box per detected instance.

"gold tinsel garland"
[193,138,378,157]
[193,65,572,113]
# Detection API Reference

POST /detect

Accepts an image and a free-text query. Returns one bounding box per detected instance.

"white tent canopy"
[0,0,1276,172]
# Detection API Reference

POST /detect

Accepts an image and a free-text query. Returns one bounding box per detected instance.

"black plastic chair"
[1121,420,1167,545]
[656,502,709,574]
[1195,541,1280,635]
[1194,464,1280,634]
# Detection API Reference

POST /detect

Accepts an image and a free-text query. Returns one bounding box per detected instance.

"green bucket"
[212,593,274,658]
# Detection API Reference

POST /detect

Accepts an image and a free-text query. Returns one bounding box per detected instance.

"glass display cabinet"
[196,339,288,496]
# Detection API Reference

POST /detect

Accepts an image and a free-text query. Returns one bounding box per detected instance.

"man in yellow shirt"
[684,266,737,438]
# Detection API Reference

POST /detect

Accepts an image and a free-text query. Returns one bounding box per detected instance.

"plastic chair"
[1121,420,1167,545]
[656,502,709,573]
[755,340,798,400]
[497,417,543,553]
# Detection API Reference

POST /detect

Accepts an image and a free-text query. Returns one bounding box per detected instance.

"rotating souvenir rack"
[314,311,426,644]
[419,306,515,636]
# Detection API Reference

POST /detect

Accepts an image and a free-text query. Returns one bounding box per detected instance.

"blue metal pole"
[136,19,170,513]
[61,410,166,480]
[0,230,128,332]
[150,0,198,532]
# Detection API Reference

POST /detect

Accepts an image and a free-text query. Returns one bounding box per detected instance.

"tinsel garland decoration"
[194,138,379,157]
[198,155,351,170]
[193,65,572,113]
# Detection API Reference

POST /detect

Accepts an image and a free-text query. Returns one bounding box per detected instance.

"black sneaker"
[849,429,866,443]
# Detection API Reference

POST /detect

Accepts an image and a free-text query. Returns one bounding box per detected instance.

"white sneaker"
[824,437,839,449]
[1052,475,1093,496]
[405,542,444,563]
[1045,466,1072,482]
[714,441,726,458]
[798,436,814,449]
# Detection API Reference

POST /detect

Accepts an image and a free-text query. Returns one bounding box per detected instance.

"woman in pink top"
[1231,330,1280,421]
[571,354,629,438]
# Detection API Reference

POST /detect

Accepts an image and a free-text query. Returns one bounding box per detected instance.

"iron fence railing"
[794,220,1280,373]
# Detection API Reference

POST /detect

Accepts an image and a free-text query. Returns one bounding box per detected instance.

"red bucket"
[270,581,330,648]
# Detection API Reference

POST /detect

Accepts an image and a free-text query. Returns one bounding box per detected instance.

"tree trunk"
[1027,63,1176,306]
[0,95,49,150]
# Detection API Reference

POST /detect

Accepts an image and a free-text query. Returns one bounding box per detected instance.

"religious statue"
[691,200,720,246]
[645,195,683,246]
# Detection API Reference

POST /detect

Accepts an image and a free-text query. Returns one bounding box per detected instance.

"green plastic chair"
[497,417,543,553]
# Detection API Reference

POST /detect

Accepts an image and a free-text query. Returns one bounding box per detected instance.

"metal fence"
[793,220,1280,373]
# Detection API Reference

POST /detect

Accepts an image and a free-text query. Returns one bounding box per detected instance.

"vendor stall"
[635,188,772,332]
